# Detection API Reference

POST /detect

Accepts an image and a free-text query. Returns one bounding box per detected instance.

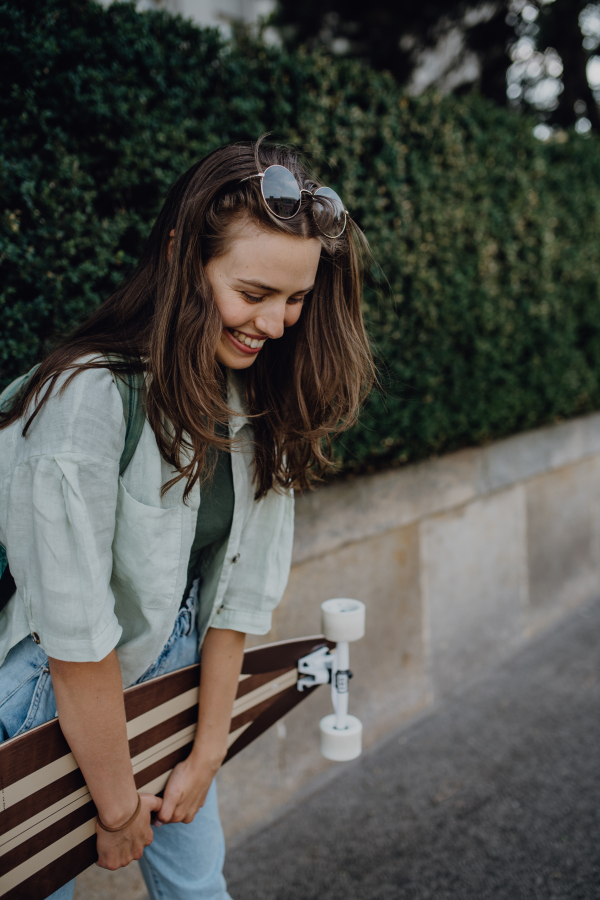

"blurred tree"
[270,0,600,132]
[271,0,509,90]
[546,0,599,129]
[508,0,600,133]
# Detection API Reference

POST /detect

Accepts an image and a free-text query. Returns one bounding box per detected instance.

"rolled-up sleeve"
[5,365,125,661]
[210,487,295,636]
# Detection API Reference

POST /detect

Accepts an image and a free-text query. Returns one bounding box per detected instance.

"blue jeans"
[0,595,232,900]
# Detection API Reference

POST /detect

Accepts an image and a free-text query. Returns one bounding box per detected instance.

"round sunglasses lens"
[313,186,346,237]
[261,165,301,219]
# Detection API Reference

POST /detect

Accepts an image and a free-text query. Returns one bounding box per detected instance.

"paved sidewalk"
[224,601,600,900]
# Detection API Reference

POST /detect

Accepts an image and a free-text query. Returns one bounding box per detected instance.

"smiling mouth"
[225,328,267,354]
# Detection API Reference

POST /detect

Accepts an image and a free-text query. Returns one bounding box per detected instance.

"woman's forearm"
[48,650,138,827]
[156,626,245,824]
[190,626,246,767]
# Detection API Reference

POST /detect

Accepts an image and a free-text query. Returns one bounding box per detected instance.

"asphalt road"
[224,601,600,900]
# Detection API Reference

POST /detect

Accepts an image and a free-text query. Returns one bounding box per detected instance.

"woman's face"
[205,222,322,369]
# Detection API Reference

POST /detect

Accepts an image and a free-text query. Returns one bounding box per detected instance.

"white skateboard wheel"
[320,598,365,642]
[319,714,362,761]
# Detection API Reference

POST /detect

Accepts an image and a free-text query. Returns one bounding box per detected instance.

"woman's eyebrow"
[238,278,314,293]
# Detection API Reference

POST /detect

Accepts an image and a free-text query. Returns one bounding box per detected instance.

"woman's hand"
[156,627,246,826]
[158,753,223,825]
[96,793,163,870]
[49,651,159,871]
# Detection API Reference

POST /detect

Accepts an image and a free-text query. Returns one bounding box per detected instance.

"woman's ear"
[167,229,175,264]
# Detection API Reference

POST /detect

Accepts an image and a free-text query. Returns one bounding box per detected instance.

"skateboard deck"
[0,635,333,900]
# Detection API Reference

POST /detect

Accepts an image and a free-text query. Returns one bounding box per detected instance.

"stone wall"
[217,411,600,839]
[74,411,600,898]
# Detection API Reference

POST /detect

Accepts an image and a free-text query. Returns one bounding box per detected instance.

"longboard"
[0,635,333,900]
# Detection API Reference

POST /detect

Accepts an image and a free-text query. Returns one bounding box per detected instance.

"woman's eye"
[241,292,263,303]
[288,296,305,305]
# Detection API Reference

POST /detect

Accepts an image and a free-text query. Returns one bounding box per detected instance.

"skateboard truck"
[297,647,353,692]
[297,646,334,690]
[297,598,365,762]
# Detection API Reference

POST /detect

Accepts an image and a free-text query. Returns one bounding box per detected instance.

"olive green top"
[184,424,234,602]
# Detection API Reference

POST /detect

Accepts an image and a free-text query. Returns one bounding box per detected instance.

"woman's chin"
[215,342,260,369]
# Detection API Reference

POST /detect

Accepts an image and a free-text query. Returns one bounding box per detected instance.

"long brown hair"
[0,140,374,499]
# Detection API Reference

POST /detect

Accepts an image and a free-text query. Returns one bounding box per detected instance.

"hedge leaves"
[2,0,600,472]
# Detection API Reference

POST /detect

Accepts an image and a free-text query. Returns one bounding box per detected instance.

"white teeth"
[230,330,265,349]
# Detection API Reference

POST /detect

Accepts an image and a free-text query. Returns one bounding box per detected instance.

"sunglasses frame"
[242,165,348,240]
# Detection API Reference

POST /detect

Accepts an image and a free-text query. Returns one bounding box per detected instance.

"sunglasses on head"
[242,164,348,239]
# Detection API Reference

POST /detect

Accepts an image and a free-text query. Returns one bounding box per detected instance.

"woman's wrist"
[98,793,141,832]
[96,788,141,830]
[189,742,227,773]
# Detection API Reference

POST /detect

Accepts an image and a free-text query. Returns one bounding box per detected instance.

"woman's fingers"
[158,760,212,824]
[143,793,163,814]
[141,793,163,837]
[96,793,161,869]
[158,769,184,823]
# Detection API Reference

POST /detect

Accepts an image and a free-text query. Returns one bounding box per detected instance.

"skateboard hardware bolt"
[334,669,353,693]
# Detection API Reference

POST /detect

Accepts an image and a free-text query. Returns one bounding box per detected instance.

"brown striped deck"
[0,636,333,900]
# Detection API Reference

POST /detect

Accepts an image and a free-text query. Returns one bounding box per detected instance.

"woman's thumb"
[141,793,163,813]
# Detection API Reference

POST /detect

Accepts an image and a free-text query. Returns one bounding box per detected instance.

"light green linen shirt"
[0,364,294,686]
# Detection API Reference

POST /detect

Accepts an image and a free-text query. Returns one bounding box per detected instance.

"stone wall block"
[224,524,429,839]
[480,413,600,494]
[421,487,528,696]
[292,452,481,565]
[526,458,600,626]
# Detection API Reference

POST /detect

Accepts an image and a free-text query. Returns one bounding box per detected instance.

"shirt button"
[232,553,240,563]
[31,632,40,645]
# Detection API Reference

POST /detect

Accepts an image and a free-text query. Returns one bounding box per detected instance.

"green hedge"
[2,0,600,473]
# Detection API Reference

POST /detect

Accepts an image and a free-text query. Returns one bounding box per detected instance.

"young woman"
[0,140,373,900]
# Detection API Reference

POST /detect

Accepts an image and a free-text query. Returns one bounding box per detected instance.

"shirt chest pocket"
[111,480,183,610]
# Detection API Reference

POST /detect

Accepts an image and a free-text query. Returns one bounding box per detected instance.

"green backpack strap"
[107,361,146,476]
[0,360,145,613]
[1,361,144,475]
[0,547,8,591]
[0,364,41,605]
[0,364,41,408]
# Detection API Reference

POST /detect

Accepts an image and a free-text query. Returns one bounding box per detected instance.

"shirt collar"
[227,370,250,435]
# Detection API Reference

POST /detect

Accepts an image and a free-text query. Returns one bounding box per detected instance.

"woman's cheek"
[213,293,251,329]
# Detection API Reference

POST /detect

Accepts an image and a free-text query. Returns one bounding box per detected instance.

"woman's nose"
[254,310,285,340]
